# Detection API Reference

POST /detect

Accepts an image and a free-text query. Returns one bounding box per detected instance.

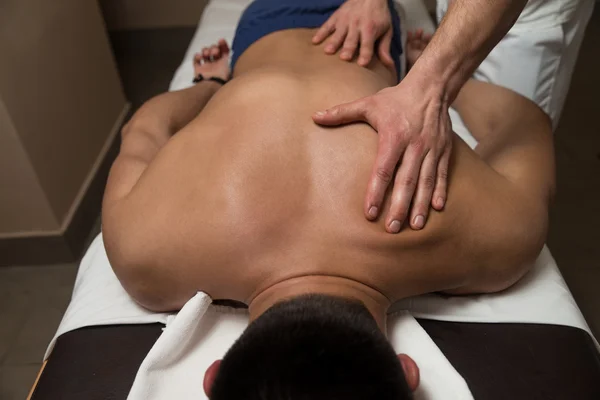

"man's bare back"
[102,29,554,314]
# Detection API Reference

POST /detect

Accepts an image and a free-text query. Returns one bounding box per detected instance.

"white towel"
[128,292,473,400]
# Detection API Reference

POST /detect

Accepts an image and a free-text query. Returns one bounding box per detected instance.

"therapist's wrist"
[406,40,471,105]
[403,61,452,108]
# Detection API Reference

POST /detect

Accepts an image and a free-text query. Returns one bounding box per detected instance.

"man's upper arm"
[103,84,220,209]
[102,89,183,211]
[443,97,554,294]
[101,106,175,287]
[454,80,556,204]
[103,124,169,208]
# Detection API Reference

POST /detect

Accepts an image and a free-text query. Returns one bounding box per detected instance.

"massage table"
[31,1,600,399]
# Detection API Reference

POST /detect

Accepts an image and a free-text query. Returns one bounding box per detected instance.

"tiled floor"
[1,9,600,400]
[0,264,78,400]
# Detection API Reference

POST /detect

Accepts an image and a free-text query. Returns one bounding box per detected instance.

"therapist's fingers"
[358,24,376,66]
[409,151,437,230]
[364,131,406,222]
[324,26,348,55]
[340,26,360,61]
[313,18,336,44]
[312,97,370,126]
[377,29,395,68]
[385,146,423,233]
[432,143,451,211]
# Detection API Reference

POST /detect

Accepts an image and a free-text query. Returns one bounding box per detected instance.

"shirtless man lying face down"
[102,0,555,398]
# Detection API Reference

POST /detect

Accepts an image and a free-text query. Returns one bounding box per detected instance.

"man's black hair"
[210,294,412,400]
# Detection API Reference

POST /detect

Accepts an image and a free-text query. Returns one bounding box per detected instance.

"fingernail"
[325,45,334,53]
[413,215,424,230]
[437,197,445,209]
[389,220,401,233]
[368,206,378,219]
[315,111,326,117]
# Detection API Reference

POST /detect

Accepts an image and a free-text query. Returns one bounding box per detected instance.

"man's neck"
[248,275,391,332]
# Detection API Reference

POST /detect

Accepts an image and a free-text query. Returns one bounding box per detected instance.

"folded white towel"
[127,292,474,400]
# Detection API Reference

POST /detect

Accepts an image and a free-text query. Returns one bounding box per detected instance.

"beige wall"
[100,0,208,30]
[98,0,436,31]
[0,99,59,235]
[0,0,127,237]
[100,0,436,30]
[98,0,433,31]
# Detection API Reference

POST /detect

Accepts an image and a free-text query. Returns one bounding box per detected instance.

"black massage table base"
[31,319,600,400]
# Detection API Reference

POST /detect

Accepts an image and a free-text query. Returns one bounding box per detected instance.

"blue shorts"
[231,0,403,80]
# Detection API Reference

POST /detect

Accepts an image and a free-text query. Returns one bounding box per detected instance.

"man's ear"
[203,360,222,398]
[397,354,420,392]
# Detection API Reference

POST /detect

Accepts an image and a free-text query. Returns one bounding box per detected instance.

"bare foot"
[406,29,433,70]
[193,39,231,81]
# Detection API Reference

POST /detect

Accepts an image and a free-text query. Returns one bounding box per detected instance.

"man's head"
[204,294,419,399]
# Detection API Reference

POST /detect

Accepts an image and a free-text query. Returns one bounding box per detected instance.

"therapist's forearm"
[408,0,528,103]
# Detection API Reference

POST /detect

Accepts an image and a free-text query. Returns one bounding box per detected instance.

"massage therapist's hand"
[193,39,231,81]
[312,0,394,68]
[312,76,452,233]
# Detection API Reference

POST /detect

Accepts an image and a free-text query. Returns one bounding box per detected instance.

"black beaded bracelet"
[192,74,228,85]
